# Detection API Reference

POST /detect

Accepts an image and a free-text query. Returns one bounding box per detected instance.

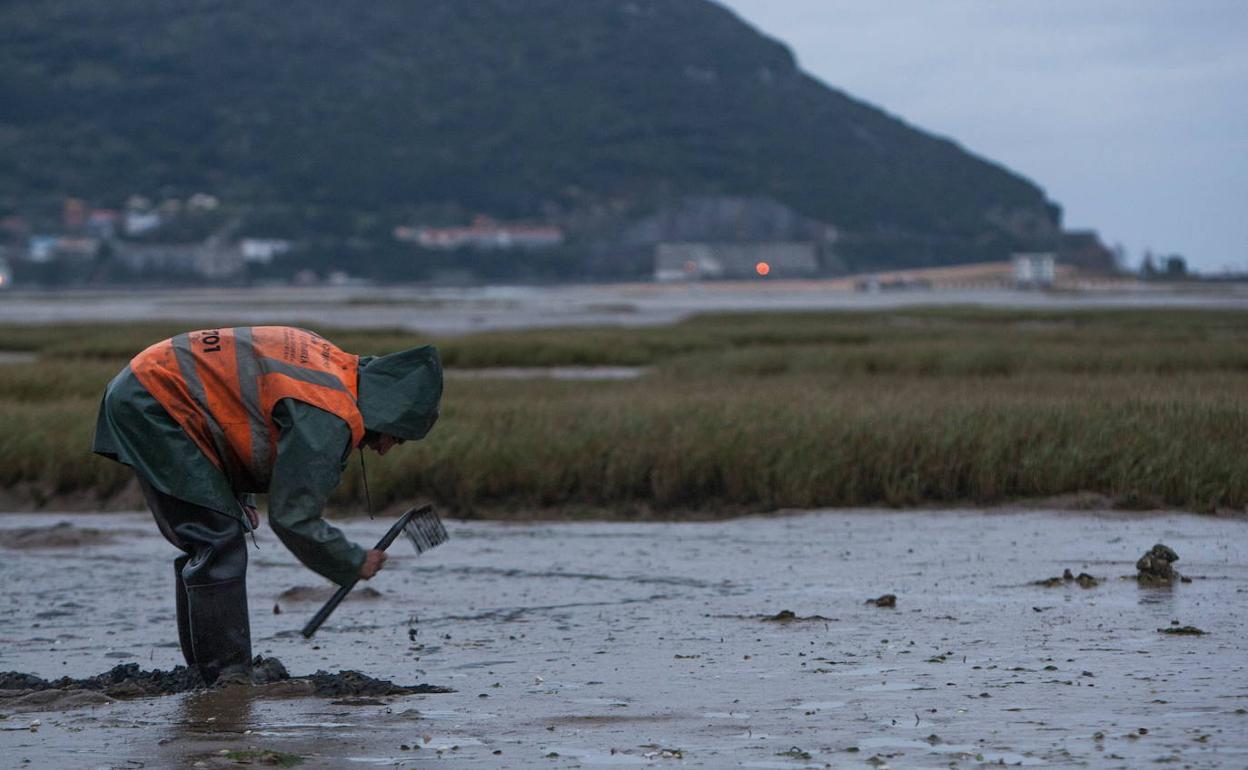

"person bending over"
[93,326,442,684]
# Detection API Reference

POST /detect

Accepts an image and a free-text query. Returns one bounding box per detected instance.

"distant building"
[654,242,818,281]
[1012,252,1057,288]
[125,210,162,236]
[114,240,243,279]
[113,241,201,273]
[27,236,59,263]
[86,209,120,239]
[26,235,100,263]
[849,259,1080,292]
[396,215,564,250]
[240,238,292,264]
[57,236,101,260]
[196,244,245,280]
[0,215,30,242]
[187,193,220,212]
[62,198,88,231]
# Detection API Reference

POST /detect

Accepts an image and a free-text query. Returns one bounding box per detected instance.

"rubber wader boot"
[173,555,196,669]
[186,578,252,685]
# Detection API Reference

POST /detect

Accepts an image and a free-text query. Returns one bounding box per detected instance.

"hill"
[0,0,1061,277]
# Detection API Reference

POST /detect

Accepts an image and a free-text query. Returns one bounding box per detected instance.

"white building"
[1012,252,1057,288]
[396,216,564,250]
[124,210,161,236]
[240,238,293,264]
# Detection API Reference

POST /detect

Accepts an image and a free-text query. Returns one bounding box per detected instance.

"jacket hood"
[356,345,443,440]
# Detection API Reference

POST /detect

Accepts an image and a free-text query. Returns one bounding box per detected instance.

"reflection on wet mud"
[1137,582,1177,605]
[159,687,272,770]
[177,686,259,736]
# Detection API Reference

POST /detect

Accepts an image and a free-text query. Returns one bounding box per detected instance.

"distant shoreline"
[0,282,1246,336]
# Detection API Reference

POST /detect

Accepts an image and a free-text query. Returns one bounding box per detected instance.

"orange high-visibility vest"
[131,326,365,491]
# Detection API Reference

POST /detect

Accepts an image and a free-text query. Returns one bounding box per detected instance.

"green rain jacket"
[93,336,442,586]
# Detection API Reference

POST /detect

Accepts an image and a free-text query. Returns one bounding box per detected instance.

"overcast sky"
[718,0,1247,271]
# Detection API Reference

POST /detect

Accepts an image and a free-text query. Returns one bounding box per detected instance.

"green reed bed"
[0,308,1245,515]
[355,373,1245,514]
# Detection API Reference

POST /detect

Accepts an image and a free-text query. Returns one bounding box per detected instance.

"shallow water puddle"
[446,366,647,380]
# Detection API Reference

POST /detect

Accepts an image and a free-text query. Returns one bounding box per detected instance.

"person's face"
[362,433,404,455]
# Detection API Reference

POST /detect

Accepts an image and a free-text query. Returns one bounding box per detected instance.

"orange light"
[755,261,770,277]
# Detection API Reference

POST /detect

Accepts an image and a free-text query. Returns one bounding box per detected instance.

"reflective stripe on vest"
[232,327,271,482]
[132,327,365,491]
[169,332,236,472]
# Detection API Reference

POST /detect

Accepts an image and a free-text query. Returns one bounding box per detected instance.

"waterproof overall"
[138,476,251,684]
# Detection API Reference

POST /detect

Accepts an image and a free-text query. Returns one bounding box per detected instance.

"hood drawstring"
[360,448,375,519]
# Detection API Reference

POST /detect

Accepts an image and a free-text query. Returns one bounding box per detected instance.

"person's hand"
[359,549,388,580]
[243,505,259,529]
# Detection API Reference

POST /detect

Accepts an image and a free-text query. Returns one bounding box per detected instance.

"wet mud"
[275,585,383,603]
[1,508,1245,768]
[0,521,119,549]
[0,658,448,702]
[0,689,115,714]
[0,662,201,697]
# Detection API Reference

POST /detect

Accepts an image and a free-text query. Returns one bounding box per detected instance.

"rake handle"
[300,504,433,639]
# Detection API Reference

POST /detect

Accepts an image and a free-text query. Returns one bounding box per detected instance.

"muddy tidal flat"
[1,509,1246,769]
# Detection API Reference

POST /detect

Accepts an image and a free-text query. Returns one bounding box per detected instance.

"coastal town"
[0,194,1196,291]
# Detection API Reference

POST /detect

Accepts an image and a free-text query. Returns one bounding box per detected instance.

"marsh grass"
[1,308,1245,514]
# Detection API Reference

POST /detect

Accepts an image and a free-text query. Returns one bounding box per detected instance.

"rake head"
[403,507,449,554]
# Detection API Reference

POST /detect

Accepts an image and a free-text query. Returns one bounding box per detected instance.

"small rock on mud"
[760,609,832,623]
[1033,569,1098,588]
[776,746,812,759]
[865,594,896,608]
[0,521,118,549]
[1159,625,1206,636]
[1137,543,1182,584]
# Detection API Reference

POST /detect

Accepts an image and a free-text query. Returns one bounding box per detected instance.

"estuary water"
[0,282,1245,335]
